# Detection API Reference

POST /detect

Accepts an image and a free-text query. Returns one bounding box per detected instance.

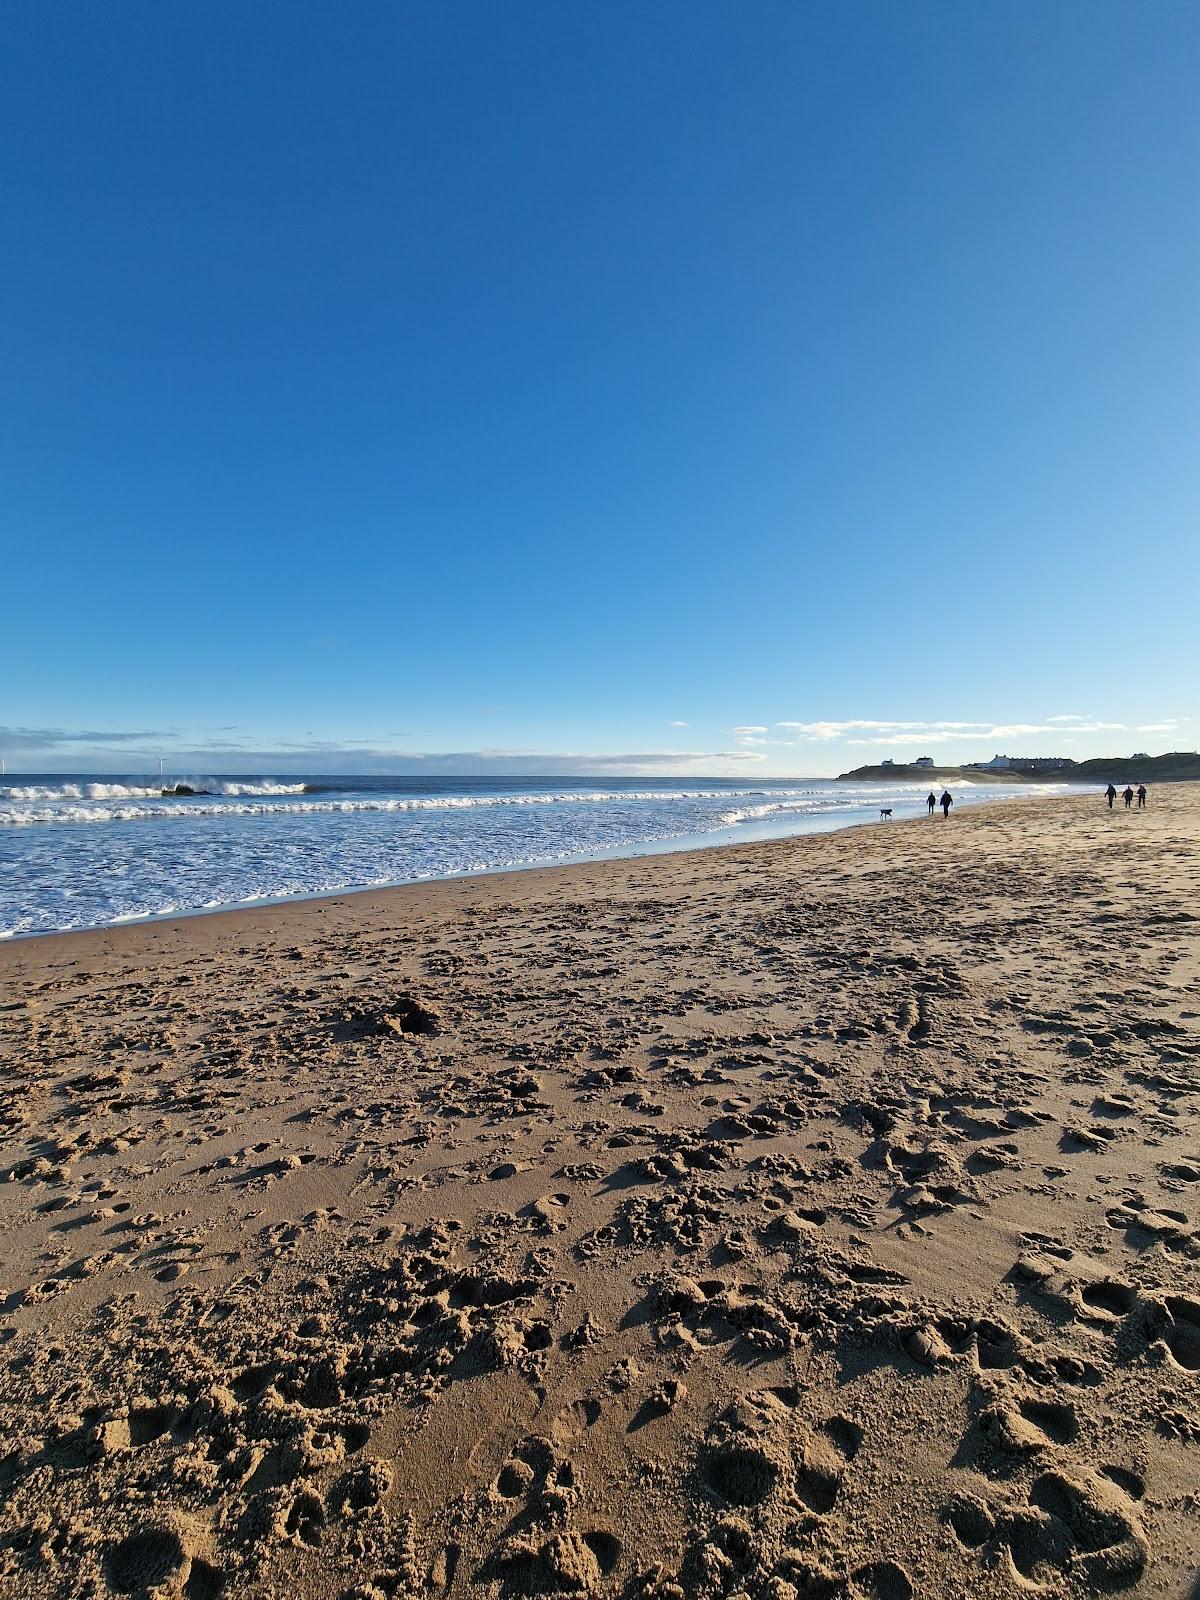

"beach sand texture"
[1,787,1197,1599]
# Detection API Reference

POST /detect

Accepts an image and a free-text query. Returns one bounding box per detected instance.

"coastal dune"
[1,787,1198,1598]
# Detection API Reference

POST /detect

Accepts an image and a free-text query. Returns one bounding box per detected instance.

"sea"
[0,773,1067,939]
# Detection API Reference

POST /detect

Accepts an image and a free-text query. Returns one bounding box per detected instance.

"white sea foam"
[719,799,826,826]
[0,777,1068,937]
[0,786,814,828]
[0,778,308,807]
[217,781,309,796]
[0,782,163,802]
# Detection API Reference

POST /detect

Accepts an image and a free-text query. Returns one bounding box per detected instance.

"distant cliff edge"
[835,764,1036,784]
[837,752,1200,783]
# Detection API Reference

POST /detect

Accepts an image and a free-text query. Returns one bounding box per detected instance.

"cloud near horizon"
[769,715,1173,745]
[2,717,1187,776]
[0,726,168,752]
[0,727,770,777]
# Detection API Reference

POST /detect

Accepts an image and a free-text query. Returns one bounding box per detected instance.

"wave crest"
[0,782,164,802]
[217,782,309,796]
[0,785,818,828]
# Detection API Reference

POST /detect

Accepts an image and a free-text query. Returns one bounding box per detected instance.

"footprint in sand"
[550,1396,602,1446]
[494,1528,622,1594]
[794,1415,864,1514]
[849,1561,914,1600]
[529,1192,572,1230]
[945,1492,996,1550]
[1153,1295,1200,1370]
[1098,1464,1145,1500]
[1059,1121,1119,1152]
[283,1488,326,1548]
[1106,1200,1190,1240]
[1016,1471,1148,1589]
[703,1440,781,1508]
[104,1513,209,1597]
[982,1394,1078,1452]
[1079,1278,1137,1321]
[949,1468,1148,1590]
[334,1459,392,1516]
[1091,1089,1139,1117]
[493,1457,535,1501]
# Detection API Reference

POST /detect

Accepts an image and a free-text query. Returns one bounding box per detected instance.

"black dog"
[879,808,892,820]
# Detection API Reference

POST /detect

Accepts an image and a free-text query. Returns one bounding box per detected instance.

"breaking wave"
[0,782,163,802]
[0,785,818,828]
[217,782,310,796]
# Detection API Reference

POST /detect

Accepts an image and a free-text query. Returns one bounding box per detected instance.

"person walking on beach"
[1123,785,1135,809]
[940,790,953,818]
[1137,784,1147,808]
[1105,783,1117,810]
[927,792,936,815]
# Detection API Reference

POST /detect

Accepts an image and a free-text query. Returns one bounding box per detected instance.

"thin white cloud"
[0,725,168,751]
[731,725,769,735]
[463,747,768,770]
[669,720,690,728]
[772,716,1132,743]
[0,725,770,776]
[1136,721,1180,734]
[846,731,960,746]
[777,719,983,740]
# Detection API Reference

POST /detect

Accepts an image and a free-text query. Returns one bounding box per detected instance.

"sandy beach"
[1,786,1197,1599]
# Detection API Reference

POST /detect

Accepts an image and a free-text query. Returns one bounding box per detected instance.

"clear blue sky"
[3,2,1197,775]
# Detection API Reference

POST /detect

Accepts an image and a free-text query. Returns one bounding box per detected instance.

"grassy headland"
[838,750,1200,783]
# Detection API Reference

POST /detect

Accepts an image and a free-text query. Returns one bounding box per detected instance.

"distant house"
[1006,757,1077,773]
[968,753,1076,774]
[913,756,934,768]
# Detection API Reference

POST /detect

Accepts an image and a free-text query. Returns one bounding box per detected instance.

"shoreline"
[2,784,1197,1597]
[0,781,1078,948]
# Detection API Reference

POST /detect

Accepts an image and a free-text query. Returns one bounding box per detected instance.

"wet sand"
[1,786,1198,1599]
